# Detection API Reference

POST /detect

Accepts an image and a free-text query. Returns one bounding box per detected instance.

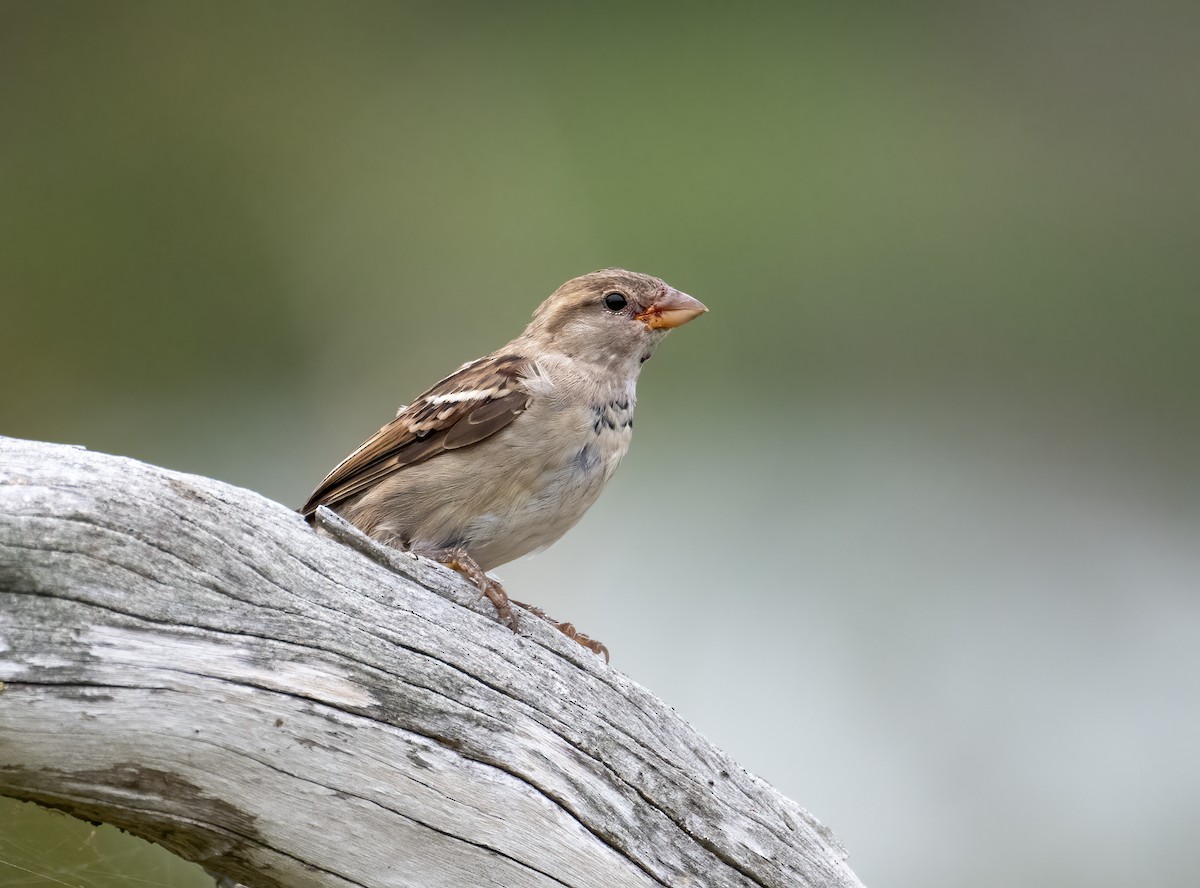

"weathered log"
[0,436,862,888]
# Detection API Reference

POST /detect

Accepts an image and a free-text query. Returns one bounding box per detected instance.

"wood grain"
[0,436,862,888]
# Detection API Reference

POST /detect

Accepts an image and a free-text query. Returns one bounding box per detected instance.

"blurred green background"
[2,2,1198,886]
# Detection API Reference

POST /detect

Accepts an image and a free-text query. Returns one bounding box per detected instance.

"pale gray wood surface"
[0,436,863,888]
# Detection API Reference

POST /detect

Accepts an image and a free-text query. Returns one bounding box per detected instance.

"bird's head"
[525,268,708,370]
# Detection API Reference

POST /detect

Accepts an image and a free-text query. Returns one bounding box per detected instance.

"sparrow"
[300,268,707,659]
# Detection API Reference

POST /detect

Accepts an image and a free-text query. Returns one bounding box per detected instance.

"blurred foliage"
[0,800,213,888]
[3,2,1197,465]
[1,3,1197,887]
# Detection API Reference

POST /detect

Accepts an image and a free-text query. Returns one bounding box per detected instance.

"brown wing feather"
[300,355,532,518]
[443,394,529,449]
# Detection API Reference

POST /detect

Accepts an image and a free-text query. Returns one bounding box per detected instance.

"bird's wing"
[300,352,533,517]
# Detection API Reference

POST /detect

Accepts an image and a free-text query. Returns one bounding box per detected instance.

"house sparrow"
[300,268,707,659]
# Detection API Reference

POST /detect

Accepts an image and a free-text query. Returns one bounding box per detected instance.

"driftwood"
[0,436,862,888]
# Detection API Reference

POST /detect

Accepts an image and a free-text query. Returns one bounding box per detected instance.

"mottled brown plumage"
[301,268,707,659]
[300,356,532,516]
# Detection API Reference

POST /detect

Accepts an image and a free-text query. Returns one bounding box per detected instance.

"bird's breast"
[579,398,634,480]
[458,395,634,566]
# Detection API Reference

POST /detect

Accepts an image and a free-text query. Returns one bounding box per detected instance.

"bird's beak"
[635,287,709,330]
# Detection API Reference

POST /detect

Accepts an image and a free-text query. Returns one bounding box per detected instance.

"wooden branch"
[0,436,862,888]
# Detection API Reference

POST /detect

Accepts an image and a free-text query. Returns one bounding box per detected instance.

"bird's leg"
[405,546,606,661]
[511,600,609,663]
[416,546,518,632]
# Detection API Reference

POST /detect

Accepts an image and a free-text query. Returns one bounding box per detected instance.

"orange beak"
[635,287,709,330]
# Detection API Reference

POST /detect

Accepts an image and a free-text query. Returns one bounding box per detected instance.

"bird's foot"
[423,547,518,632]
[513,600,609,663]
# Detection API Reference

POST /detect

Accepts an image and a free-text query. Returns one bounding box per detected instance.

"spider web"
[0,798,216,888]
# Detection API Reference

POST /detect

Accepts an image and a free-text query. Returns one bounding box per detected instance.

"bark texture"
[0,436,862,888]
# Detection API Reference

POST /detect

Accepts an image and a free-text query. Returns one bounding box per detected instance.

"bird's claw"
[513,600,609,663]
[432,548,519,631]
[417,551,607,660]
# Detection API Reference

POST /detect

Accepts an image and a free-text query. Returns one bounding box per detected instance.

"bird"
[300,268,707,659]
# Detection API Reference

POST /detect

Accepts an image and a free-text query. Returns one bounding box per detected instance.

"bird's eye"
[603,292,628,312]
